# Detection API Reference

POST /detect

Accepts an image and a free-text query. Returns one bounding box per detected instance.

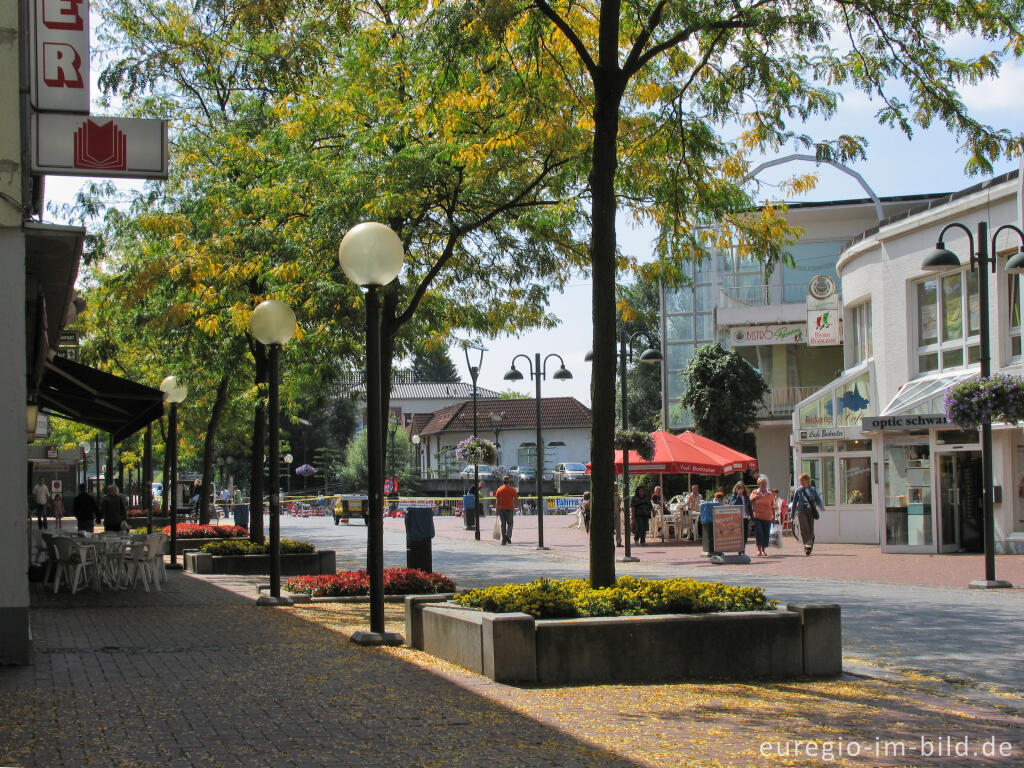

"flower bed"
[199,538,313,555]
[454,576,775,618]
[285,568,455,597]
[160,523,248,539]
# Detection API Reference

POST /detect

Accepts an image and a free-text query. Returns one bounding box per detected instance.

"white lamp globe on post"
[339,222,405,645]
[159,375,188,568]
[250,299,296,605]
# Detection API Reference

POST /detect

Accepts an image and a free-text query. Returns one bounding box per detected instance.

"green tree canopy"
[679,344,768,457]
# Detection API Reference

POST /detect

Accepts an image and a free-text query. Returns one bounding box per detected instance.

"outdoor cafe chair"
[146,533,168,585]
[51,536,99,594]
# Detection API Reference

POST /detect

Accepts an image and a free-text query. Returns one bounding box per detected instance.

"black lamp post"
[340,222,406,645]
[921,221,1024,589]
[251,298,297,605]
[586,330,663,561]
[159,376,187,569]
[463,343,486,539]
[503,353,572,549]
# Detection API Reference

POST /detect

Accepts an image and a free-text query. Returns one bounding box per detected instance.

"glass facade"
[884,444,933,546]
[915,270,979,373]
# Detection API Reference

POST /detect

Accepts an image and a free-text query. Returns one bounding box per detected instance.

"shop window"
[798,392,834,429]
[800,456,835,506]
[1015,444,1024,534]
[835,371,871,427]
[840,456,872,504]
[884,444,933,546]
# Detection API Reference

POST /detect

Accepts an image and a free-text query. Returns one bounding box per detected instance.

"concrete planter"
[184,549,336,576]
[406,597,841,684]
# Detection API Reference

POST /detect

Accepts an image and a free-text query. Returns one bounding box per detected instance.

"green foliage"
[339,424,418,494]
[454,576,776,619]
[679,344,768,455]
[199,538,314,555]
[410,347,460,382]
[617,280,662,432]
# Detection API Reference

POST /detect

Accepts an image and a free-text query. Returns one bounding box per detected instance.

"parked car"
[458,464,496,480]
[552,462,588,483]
[508,465,535,482]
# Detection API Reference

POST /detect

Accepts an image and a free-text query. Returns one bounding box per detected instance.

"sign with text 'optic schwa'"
[31,0,90,113]
[31,114,169,179]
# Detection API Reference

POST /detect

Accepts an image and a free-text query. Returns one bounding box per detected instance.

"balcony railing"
[756,385,819,419]
[720,282,814,308]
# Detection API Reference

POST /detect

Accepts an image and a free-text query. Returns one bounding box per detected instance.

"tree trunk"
[198,373,231,525]
[250,344,268,543]
[588,13,626,587]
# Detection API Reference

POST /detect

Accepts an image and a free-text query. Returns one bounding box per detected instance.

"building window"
[1009,274,1023,359]
[847,301,872,365]
[915,271,979,374]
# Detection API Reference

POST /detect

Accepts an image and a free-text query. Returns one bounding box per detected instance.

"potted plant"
[614,427,655,461]
[455,436,498,465]
[944,374,1024,428]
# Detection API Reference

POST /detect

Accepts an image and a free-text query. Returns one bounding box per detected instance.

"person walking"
[494,475,519,545]
[631,486,654,546]
[72,483,99,532]
[790,473,825,555]
[749,477,778,557]
[730,481,753,552]
[100,484,128,532]
[31,477,50,529]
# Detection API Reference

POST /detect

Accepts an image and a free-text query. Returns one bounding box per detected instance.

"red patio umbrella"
[586,430,757,476]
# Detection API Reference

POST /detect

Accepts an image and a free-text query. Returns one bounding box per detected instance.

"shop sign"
[807,306,840,346]
[808,274,837,300]
[798,427,848,440]
[731,324,805,346]
[713,505,744,553]
[862,414,949,430]
[31,113,169,179]
[31,0,91,113]
[46,445,59,459]
[555,497,581,510]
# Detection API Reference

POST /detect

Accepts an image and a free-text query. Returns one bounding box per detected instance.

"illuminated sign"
[31,0,90,113]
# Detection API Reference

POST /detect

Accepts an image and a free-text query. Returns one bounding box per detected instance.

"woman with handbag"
[749,477,777,557]
[790,473,825,556]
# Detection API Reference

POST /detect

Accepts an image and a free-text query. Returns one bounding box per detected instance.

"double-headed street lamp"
[922,221,1024,589]
[339,222,405,645]
[463,342,487,539]
[159,376,187,569]
[586,330,663,562]
[251,298,297,605]
[503,354,572,549]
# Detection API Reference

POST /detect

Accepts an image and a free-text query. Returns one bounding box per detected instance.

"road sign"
[31,113,168,179]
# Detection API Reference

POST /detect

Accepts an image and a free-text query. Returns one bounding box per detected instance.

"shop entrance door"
[936,451,983,552]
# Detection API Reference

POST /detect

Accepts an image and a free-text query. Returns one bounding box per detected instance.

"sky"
[44,19,1024,409]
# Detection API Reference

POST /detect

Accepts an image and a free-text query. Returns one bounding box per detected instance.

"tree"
[411,346,460,382]
[495,0,1024,586]
[679,344,767,456]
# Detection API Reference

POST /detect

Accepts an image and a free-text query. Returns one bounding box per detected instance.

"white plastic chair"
[146,533,168,585]
[51,537,99,594]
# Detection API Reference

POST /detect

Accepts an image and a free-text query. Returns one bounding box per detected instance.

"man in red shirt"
[494,475,520,545]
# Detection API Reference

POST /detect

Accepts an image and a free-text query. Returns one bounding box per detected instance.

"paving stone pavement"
[4,573,640,768]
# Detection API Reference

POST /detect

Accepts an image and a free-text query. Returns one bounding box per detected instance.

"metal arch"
[746,153,884,222]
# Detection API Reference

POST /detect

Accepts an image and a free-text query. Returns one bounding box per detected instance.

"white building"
[415,396,592,478]
[795,169,1024,553]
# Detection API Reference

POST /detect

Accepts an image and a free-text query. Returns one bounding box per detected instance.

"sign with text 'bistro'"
[31,0,90,113]
[732,324,805,346]
[31,114,169,178]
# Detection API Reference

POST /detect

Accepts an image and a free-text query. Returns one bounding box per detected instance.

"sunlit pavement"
[280,511,1024,699]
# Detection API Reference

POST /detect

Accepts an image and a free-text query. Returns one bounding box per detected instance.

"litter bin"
[462,492,476,529]
[404,503,435,573]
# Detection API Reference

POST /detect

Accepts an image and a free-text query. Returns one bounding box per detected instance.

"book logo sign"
[74,120,128,171]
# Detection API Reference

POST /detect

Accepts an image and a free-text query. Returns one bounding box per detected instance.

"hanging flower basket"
[944,375,1024,429]
[615,428,655,461]
[455,436,497,465]
[295,464,316,477]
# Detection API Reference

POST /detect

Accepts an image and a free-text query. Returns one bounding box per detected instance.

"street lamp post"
[503,353,572,549]
[586,330,662,561]
[922,221,1024,589]
[250,298,297,605]
[411,434,421,477]
[463,343,486,539]
[284,453,293,494]
[159,376,187,569]
[339,222,405,645]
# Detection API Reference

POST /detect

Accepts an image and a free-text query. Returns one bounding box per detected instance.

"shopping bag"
[492,516,501,540]
[769,522,782,548]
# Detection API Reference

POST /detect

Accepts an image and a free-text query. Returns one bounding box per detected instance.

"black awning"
[37,355,164,443]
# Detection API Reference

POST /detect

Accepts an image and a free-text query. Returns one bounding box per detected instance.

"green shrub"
[453,575,775,619]
[199,539,314,555]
